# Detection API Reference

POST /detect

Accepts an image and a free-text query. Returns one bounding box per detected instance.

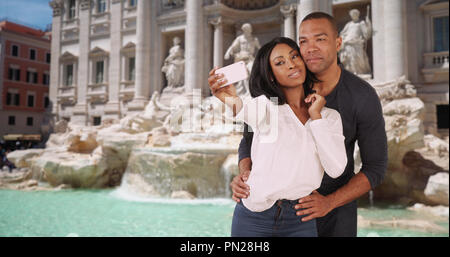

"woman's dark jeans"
[231,199,317,237]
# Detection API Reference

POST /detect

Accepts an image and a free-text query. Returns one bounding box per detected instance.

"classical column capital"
[209,16,223,29]
[49,0,64,17]
[280,4,296,18]
[80,0,91,10]
[211,16,224,68]
[282,4,297,40]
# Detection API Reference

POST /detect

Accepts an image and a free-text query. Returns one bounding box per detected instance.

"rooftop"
[0,19,50,41]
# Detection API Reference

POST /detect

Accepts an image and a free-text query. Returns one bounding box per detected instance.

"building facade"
[0,21,51,142]
[48,0,449,137]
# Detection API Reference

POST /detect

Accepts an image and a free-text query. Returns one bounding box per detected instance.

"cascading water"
[109,131,240,201]
[369,190,374,207]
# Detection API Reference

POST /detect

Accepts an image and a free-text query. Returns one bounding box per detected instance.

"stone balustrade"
[422,51,449,83]
[424,51,450,68]
[57,85,77,104]
[87,83,109,103]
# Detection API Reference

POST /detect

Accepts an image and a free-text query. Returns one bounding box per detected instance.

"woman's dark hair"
[248,37,319,105]
[244,37,320,143]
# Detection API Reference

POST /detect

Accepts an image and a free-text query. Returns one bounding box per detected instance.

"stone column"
[185,0,204,96]
[48,1,63,119]
[105,0,122,118]
[210,17,223,68]
[371,0,385,82]
[296,0,333,38]
[384,0,405,81]
[128,0,151,112]
[281,4,296,40]
[149,1,161,95]
[73,0,91,125]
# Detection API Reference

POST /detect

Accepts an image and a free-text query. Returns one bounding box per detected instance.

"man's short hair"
[301,12,339,36]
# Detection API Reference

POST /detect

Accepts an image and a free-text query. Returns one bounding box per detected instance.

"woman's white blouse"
[235,95,347,212]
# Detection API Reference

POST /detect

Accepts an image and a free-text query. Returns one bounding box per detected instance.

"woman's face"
[269,43,306,88]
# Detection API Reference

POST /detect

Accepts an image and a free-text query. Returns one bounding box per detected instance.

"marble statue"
[339,7,372,75]
[163,0,184,9]
[224,23,261,96]
[162,37,185,88]
[144,91,171,118]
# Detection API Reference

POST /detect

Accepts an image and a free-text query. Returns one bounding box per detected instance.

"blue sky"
[0,0,52,31]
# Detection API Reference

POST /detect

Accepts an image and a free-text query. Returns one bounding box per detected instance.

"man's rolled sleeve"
[356,88,388,189]
[238,136,251,163]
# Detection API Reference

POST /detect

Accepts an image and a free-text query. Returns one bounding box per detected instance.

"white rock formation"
[408,203,449,218]
[424,172,449,206]
[374,77,426,171]
[359,76,449,205]
[6,149,44,168]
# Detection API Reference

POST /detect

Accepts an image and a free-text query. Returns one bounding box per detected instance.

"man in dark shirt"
[231,12,388,237]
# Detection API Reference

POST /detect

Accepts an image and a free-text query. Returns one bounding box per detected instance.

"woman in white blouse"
[208,37,347,237]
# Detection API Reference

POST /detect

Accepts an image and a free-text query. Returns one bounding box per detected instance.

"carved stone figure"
[224,23,261,96]
[163,0,184,9]
[143,91,171,120]
[339,7,372,75]
[162,37,185,88]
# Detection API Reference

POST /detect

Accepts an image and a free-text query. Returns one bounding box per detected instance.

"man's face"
[298,18,342,75]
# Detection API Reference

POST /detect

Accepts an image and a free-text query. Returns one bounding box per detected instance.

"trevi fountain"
[1,5,448,236]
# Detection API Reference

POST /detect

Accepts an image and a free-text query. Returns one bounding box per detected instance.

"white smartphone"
[215,61,249,87]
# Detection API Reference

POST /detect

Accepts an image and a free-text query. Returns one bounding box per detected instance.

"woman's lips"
[288,70,302,78]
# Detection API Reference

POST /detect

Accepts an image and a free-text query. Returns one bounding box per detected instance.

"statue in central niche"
[163,0,184,9]
[162,36,185,89]
[339,7,372,75]
[224,23,261,97]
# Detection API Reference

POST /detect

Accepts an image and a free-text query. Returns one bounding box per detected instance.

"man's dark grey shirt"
[238,67,388,196]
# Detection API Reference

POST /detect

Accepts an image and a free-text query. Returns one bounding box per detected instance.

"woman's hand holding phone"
[208,67,242,116]
[208,67,237,102]
[208,61,248,101]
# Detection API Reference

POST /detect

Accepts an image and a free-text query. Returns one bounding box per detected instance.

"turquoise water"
[358,207,449,237]
[0,189,448,237]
